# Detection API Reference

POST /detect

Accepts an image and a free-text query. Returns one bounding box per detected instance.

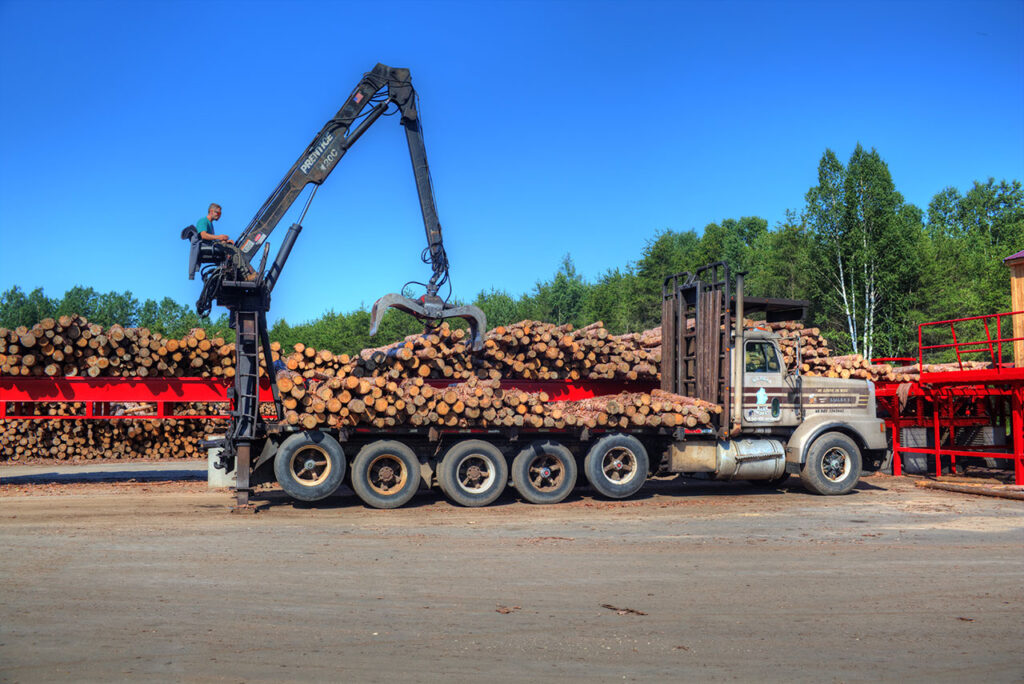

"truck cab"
[661,262,887,494]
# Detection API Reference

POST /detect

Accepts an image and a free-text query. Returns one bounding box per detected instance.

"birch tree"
[805,145,922,358]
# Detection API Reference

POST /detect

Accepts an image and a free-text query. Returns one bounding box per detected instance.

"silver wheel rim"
[601,447,637,485]
[821,447,851,482]
[454,453,496,494]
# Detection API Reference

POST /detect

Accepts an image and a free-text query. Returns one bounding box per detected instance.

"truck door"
[741,339,794,426]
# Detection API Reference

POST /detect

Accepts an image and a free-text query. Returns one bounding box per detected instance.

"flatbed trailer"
[0,374,710,506]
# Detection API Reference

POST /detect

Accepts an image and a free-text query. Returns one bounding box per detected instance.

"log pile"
[0,403,222,461]
[274,373,720,432]
[547,389,719,430]
[7,312,995,463]
[0,315,260,378]
[276,320,662,383]
[0,317,663,382]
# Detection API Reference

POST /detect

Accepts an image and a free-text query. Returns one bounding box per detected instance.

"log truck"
[183,64,888,509]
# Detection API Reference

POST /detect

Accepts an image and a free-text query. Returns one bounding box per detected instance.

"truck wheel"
[511,440,577,505]
[350,440,421,509]
[801,432,862,495]
[438,440,507,507]
[274,431,345,502]
[584,434,649,499]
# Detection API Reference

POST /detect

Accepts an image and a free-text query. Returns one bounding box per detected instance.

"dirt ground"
[1,474,1022,683]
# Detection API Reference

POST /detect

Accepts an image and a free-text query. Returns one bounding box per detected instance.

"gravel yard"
[1,473,1022,682]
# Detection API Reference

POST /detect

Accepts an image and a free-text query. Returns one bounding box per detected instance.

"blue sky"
[1,0,1022,324]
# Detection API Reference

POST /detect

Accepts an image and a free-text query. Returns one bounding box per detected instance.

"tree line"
[3,145,1021,360]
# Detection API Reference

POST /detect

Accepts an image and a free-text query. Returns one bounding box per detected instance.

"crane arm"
[234,63,449,294]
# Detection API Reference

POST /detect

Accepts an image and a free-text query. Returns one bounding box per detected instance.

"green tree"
[584,267,642,334]
[805,145,924,358]
[474,288,526,329]
[55,286,99,320]
[0,286,57,328]
[532,255,588,326]
[696,216,767,274]
[745,211,816,301]
[633,229,702,328]
[91,290,140,328]
[920,179,1023,359]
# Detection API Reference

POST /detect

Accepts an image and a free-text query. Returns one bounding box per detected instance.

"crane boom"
[235,64,448,294]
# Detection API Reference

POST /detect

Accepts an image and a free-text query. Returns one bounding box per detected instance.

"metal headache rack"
[661,262,811,435]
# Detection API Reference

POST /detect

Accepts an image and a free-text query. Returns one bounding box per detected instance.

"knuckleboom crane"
[182,64,486,504]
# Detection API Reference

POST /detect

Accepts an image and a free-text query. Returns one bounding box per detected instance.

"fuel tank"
[667,438,786,481]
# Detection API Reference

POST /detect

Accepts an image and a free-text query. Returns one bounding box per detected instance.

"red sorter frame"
[873,310,1024,485]
[0,376,658,421]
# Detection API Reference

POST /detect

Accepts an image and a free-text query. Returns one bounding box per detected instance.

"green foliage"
[474,288,530,328]
[745,211,816,301]
[924,179,1023,317]
[804,144,926,358]
[0,286,57,328]
[917,179,1023,361]
[2,152,1018,360]
[584,267,642,334]
[632,229,701,327]
[531,255,588,327]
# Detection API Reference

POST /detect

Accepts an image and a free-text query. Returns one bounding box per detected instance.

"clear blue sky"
[1,0,1022,324]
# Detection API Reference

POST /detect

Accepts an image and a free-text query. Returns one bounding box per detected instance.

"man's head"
[208,203,222,221]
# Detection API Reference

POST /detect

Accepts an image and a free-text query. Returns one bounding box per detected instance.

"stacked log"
[548,389,719,430]
[274,320,662,383]
[0,402,222,461]
[17,311,1002,464]
[0,316,269,379]
[274,373,720,432]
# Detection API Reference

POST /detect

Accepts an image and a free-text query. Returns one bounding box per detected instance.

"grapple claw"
[370,293,487,351]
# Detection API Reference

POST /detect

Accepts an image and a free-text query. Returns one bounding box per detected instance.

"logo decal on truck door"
[744,385,782,423]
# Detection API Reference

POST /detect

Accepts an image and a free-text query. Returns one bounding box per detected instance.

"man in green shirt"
[194,202,254,278]
[197,203,232,243]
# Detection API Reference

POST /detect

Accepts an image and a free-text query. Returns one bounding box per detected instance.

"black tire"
[350,440,422,509]
[583,433,649,499]
[801,432,862,495]
[438,440,508,507]
[274,431,346,502]
[511,440,577,505]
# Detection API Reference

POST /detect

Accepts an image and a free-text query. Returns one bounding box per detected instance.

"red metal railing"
[918,310,1024,372]
[0,376,255,420]
[872,310,1024,485]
